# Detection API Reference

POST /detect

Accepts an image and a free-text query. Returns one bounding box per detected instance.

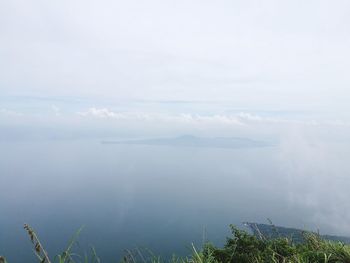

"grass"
[2,224,350,263]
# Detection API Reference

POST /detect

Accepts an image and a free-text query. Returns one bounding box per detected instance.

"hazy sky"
[1,0,350,140]
[1,0,350,109]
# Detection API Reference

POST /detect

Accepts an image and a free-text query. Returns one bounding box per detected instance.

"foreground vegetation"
[2,224,350,263]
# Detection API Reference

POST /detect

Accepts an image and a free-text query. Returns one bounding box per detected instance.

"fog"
[1,0,350,262]
[1,102,350,262]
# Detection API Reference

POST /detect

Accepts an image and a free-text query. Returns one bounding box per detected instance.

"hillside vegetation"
[2,224,350,263]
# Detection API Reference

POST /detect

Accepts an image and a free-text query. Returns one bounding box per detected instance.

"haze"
[1,1,350,262]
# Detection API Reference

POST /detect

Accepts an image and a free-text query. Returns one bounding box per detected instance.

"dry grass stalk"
[24,224,52,263]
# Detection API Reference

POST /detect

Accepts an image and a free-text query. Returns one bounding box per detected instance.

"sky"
[1,0,350,138]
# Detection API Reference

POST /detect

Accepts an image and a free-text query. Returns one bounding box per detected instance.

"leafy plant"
[3,223,350,263]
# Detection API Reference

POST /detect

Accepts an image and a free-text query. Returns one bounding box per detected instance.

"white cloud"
[77,107,244,126]
[0,108,23,117]
[177,113,243,126]
[78,107,122,119]
[51,105,61,116]
[75,107,350,128]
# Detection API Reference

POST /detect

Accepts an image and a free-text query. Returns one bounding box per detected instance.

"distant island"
[102,135,272,149]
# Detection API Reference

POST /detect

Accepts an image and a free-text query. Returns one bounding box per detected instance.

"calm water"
[1,139,348,262]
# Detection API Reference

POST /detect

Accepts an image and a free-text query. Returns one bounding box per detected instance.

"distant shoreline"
[101,135,274,149]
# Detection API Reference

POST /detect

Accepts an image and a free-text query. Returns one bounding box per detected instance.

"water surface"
[1,139,349,262]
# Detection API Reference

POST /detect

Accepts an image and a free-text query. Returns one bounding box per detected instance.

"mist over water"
[1,135,350,262]
[2,1,350,261]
